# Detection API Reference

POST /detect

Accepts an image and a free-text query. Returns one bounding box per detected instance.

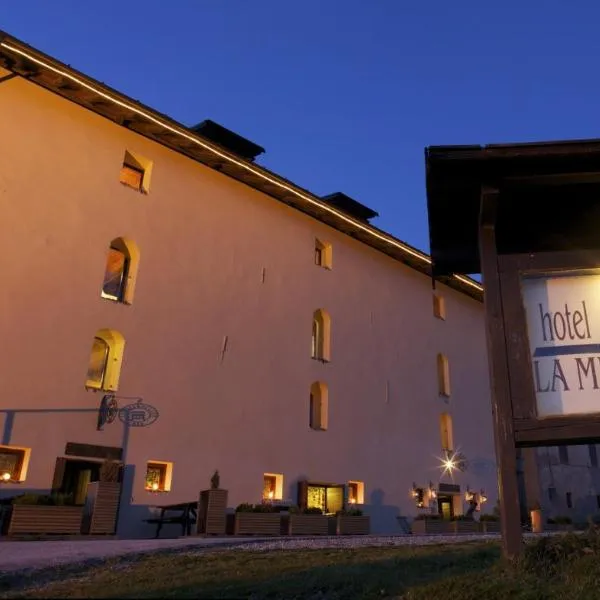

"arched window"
[101,238,140,304]
[85,329,126,391]
[310,382,329,431]
[437,353,450,396]
[440,412,454,451]
[311,309,331,361]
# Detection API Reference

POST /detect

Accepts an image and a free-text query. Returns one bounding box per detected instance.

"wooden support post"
[479,186,523,558]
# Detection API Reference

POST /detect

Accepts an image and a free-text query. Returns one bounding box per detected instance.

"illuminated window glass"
[101,247,129,302]
[86,337,109,390]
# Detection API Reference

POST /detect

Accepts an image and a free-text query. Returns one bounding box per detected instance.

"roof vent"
[320,192,379,222]
[190,120,265,162]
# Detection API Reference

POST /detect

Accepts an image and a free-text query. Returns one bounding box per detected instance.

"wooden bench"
[145,502,198,538]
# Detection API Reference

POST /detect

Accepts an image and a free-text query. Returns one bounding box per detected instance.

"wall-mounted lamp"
[411,483,425,508]
[480,489,488,504]
[0,472,20,484]
[465,486,475,502]
[429,481,437,500]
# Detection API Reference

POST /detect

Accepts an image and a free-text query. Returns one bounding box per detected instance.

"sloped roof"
[0,30,483,301]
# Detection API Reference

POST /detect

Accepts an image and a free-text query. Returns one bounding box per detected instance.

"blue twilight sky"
[3,1,600,253]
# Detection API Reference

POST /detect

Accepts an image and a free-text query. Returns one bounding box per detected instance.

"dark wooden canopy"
[426,140,600,277]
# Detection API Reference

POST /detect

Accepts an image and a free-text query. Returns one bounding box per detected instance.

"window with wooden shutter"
[437,354,450,396]
[119,150,153,193]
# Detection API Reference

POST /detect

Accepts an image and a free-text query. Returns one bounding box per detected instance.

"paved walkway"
[0,534,505,572]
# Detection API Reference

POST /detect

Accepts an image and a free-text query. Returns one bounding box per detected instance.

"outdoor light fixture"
[429,482,437,500]
[465,486,475,502]
[480,489,488,504]
[1,472,11,482]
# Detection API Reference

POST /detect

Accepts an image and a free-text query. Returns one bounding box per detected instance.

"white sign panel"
[522,273,600,417]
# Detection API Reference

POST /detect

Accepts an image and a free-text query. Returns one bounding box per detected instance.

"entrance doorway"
[306,484,344,514]
[438,495,454,520]
[55,459,101,505]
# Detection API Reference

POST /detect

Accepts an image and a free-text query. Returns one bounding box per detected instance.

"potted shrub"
[83,459,122,535]
[547,516,573,532]
[333,507,370,535]
[411,513,449,534]
[198,470,228,535]
[233,503,281,535]
[452,514,479,534]
[287,506,329,535]
[479,513,500,533]
[5,493,83,536]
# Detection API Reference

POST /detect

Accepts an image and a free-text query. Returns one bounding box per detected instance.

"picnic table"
[145,501,198,538]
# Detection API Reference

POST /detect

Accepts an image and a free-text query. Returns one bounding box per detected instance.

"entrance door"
[438,495,454,520]
[55,459,101,505]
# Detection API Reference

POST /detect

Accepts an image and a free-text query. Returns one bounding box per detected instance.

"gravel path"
[0,532,559,573]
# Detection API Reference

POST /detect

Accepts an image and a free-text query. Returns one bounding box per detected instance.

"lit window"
[311,309,331,361]
[85,329,126,391]
[262,473,283,501]
[433,294,446,320]
[437,354,450,396]
[119,150,153,193]
[145,461,173,492]
[0,446,29,482]
[309,382,328,431]
[100,238,140,305]
[314,239,332,269]
[347,481,365,504]
[440,413,454,451]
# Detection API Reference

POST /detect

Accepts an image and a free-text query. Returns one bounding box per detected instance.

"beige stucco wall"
[0,75,497,536]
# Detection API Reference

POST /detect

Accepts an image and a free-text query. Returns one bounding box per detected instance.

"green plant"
[235,503,277,513]
[302,507,323,515]
[210,470,220,490]
[337,507,363,516]
[11,493,73,506]
[479,513,500,522]
[452,514,474,521]
[414,513,441,521]
[548,515,572,525]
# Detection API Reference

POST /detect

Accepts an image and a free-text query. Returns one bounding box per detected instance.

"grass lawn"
[1,535,600,599]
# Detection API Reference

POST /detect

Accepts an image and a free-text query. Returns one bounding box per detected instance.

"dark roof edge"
[0,30,483,302]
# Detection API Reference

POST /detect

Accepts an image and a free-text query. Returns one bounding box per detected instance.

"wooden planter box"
[84,482,121,535]
[411,519,452,534]
[481,521,501,533]
[334,515,370,535]
[287,514,329,536]
[7,505,84,535]
[197,489,228,535]
[234,512,281,536]
[453,520,480,534]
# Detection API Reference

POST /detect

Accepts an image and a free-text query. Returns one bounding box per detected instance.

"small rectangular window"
[119,150,153,193]
[347,481,365,504]
[263,473,283,501]
[433,294,446,320]
[596,495,600,509]
[145,461,173,492]
[548,487,557,502]
[559,446,569,465]
[0,446,29,482]
[590,444,598,468]
[437,354,451,397]
[314,239,332,269]
[566,492,573,509]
